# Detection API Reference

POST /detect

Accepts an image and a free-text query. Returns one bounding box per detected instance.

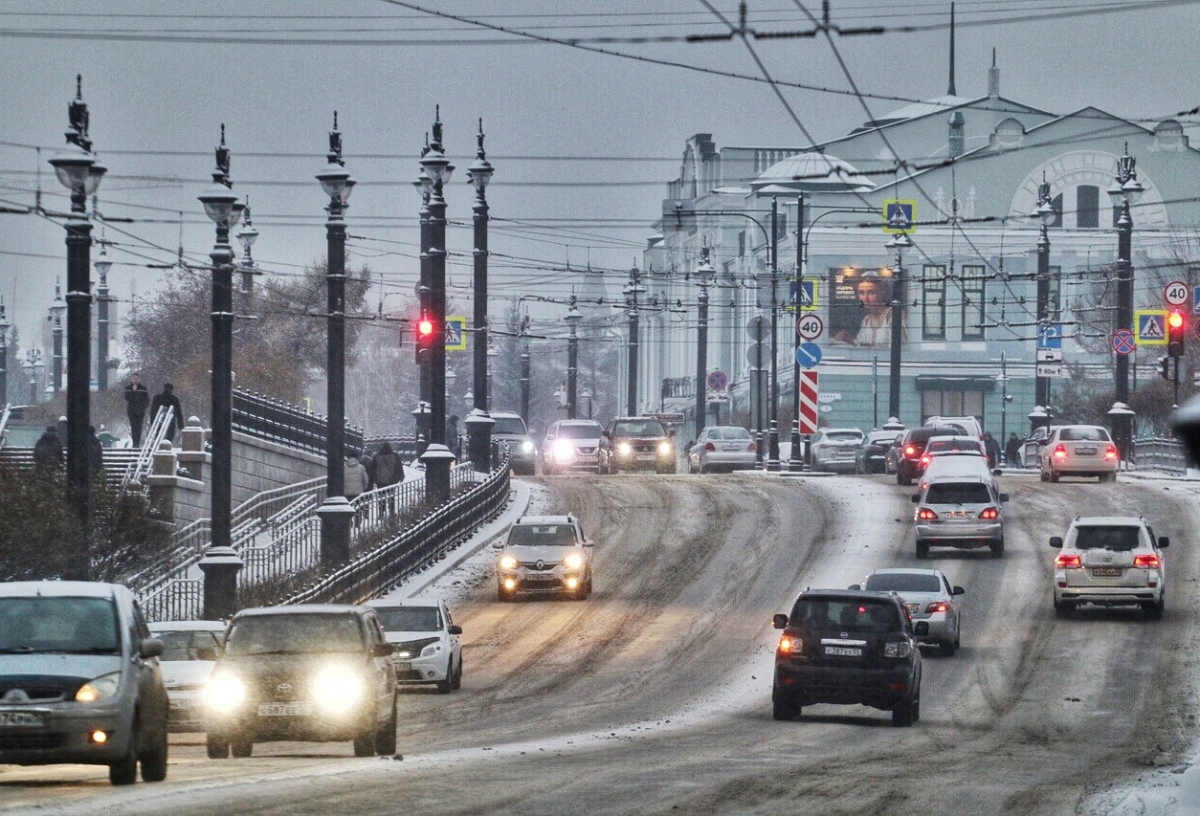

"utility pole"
[566,296,581,419]
[694,247,713,440]
[519,315,530,420]
[625,265,644,415]
[886,233,912,419]
[767,196,780,471]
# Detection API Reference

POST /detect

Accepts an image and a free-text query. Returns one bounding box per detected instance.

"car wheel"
[892,696,917,727]
[1040,468,1049,482]
[1145,594,1165,620]
[1049,470,1060,483]
[109,726,139,785]
[450,656,463,690]
[436,665,452,694]
[231,739,253,758]
[375,694,398,755]
[915,541,929,559]
[140,724,168,782]
[1053,597,1074,618]
[353,725,377,757]
[898,470,912,486]
[206,732,229,759]
[941,639,957,657]
[991,538,1005,558]
[772,689,800,721]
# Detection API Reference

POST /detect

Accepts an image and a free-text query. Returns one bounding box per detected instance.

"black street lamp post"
[694,247,714,440]
[0,302,8,403]
[48,76,106,580]
[767,196,781,471]
[315,113,355,568]
[1033,174,1056,408]
[1108,146,1144,464]
[412,159,432,452]
[465,121,495,473]
[566,296,581,419]
[94,241,111,390]
[519,316,531,421]
[625,266,644,415]
[885,232,912,419]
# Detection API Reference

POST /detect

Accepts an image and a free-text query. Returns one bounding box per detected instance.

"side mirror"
[1049,536,1063,548]
[993,469,1002,477]
[492,539,506,549]
[998,493,1010,503]
[374,642,396,657]
[847,583,861,591]
[914,621,930,636]
[772,613,789,630]
[448,625,463,636]
[1038,438,1049,446]
[196,646,219,661]
[140,638,164,659]
[911,494,920,503]
[1158,536,1170,548]
[582,539,594,547]
[952,586,965,596]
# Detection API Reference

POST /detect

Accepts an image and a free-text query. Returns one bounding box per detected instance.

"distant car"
[495,514,593,601]
[771,589,926,726]
[204,604,397,759]
[808,427,864,473]
[0,581,169,785]
[856,430,899,474]
[367,598,462,694]
[924,415,983,440]
[1039,425,1119,483]
[541,419,604,475]
[912,474,1009,558]
[490,411,537,476]
[1050,516,1168,618]
[893,426,960,486]
[601,417,676,474]
[850,569,965,656]
[918,452,998,492]
[921,435,987,469]
[1019,425,1061,468]
[686,425,757,473]
[148,620,226,732]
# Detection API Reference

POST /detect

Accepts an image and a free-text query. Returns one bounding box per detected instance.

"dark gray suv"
[490,411,536,475]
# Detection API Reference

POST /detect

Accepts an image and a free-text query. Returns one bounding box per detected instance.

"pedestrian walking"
[87,425,104,478]
[344,455,369,500]
[983,432,1001,469]
[150,383,185,443]
[370,443,404,488]
[33,425,63,471]
[1004,432,1022,468]
[124,373,150,446]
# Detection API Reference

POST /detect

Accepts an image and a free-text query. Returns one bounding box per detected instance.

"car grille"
[396,670,424,682]
[0,676,83,702]
[576,446,597,455]
[0,733,65,751]
[518,560,560,570]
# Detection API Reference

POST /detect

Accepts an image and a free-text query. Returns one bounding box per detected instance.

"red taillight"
[904,445,917,457]
[1134,553,1160,569]
[778,636,795,654]
[917,508,938,521]
[1055,553,1082,569]
[704,442,716,452]
[747,442,758,452]
[1053,443,1068,459]
[925,602,948,614]
[919,455,931,467]
[978,507,999,520]
[1104,444,1118,460]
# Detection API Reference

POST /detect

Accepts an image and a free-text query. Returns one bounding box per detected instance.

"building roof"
[750,151,874,194]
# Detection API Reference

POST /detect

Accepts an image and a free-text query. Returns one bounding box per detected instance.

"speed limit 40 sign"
[795,313,824,341]
[1165,280,1189,306]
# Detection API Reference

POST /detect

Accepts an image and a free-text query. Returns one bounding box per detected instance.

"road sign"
[789,279,818,311]
[1194,319,1200,342]
[1165,280,1189,306]
[706,370,728,392]
[1135,310,1168,345]
[746,315,768,340]
[446,316,468,351]
[1112,328,1136,356]
[706,393,729,403]
[745,342,765,367]
[882,200,917,234]
[1037,349,1062,362]
[1036,363,1065,378]
[795,342,822,368]
[1194,287,1200,315]
[1036,323,1062,350]
[796,313,824,341]
[799,371,819,434]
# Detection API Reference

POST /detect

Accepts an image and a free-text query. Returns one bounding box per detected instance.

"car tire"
[1145,595,1165,620]
[1049,470,1060,483]
[892,696,917,727]
[898,470,912,487]
[941,639,957,657]
[991,538,1005,558]
[353,726,376,757]
[206,732,230,759]
[140,724,168,782]
[772,690,799,721]
[915,541,929,559]
[375,695,398,756]
[1053,597,1074,618]
[1040,468,1049,482]
[109,727,139,785]
[450,656,463,690]
[436,667,452,694]
[231,739,253,758]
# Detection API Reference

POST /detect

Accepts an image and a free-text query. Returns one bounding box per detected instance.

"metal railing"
[0,404,11,449]
[122,405,173,494]
[233,390,364,457]
[1133,437,1189,476]
[362,436,420,461]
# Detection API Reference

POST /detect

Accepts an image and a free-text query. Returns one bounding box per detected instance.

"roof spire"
[948,2,956,96]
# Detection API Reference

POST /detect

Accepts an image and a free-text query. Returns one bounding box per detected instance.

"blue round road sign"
[795,342,822,368]
[706,370,728,392]
[1112,328,1135,356]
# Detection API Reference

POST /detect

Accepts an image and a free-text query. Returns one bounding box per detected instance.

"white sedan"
[147,620,226,732]
[686,426,757,473]
[368,598,463,693]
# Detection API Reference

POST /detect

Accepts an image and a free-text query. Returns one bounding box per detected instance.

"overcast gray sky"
[2,0,1199,349]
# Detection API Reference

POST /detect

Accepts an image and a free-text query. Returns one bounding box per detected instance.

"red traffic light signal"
[417,318,435,338]
[415,315,437,364]
[1168,309,1186,357]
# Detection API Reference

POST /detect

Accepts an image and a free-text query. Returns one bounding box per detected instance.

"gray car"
[851,568,965,655]
[0,581,169,785]
[912,475,1009,558]
[489,411,537,475]
[495,514,594,600]
[686,425,757,473]
[809,427,864,473]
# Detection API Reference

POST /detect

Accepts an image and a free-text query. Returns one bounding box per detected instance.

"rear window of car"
[905,428,952,444]
[1073,526,1141,551]
[0,596,120,655]
[1059,427,1110,442]
[373,606,441,632]
[613,420,668,437]
[225,613,364,656]
[927,439,982,453]
[710,427,751,440]
[790,599,900,633]
[864,573,942,593]
[924,483,992,504]
[155,629,224,661]
[866,432,897,445]
[557,423,601,439]
[491,416,527,435]
[824,431,863,442]
[508,524,578,547]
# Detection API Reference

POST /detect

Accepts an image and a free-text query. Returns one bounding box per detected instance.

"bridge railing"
[1133,437,1189,476]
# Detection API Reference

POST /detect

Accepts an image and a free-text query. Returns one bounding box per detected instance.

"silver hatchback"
[851,569,965,656]
[912,475,1009,558]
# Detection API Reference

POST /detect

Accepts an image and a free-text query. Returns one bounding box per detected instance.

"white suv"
[367,598,463,693]
[1050,516,1168,618]
[495,515,594,601]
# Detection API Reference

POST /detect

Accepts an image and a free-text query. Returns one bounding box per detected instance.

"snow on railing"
[1133,436,1189,476]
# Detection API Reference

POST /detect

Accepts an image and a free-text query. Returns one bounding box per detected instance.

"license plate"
[258,702,311,717]
[824,646,862,657]
[946,511,970,519]
[525,573,556,581]
[1091,567,1122,577]
[0,711,45,727]
[721,445,739,452]
[1075,447,1096,455]
[395,662,412,673]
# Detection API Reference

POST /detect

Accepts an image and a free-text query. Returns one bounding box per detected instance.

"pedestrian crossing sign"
[446,316,468,351]
[786,279,818,312]
[1135,310,1168,346]
[882,200,917,234]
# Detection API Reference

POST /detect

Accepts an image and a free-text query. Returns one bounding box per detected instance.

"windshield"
[924,483,992,504]
[866,432,897,445]
[507,524,578,547]
[864,573,942,593]
[1060,427,1110,442]
[613,420,668,437]
[156,629,224,661]
[1073,526,1141,551]
[373,606,441,632]
[789,599,900,633]
[557,423,601,440]
[225,613,364,655]
[491,416,528,435]
[0,597,120,654]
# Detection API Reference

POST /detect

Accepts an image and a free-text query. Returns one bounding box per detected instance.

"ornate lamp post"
[315,113,355,567]
[0,300,9,403]
[24,349,44,405]
[1032,174,1057,408]
[412,160,432,453]
[236,197,259,298]
[885,232,912,420]
[566,296,582,419]
[48,76,106,579]
[93,239,112,390]
[465,120,495,473]
[624,266,645,415]
[694,246,714,440]
[1108,145,1144,464]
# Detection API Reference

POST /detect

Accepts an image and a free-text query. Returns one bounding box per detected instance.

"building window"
[1076,185,1099,228]
[1052,193,1063,228]
[961,264,986,340]
[738,230,746,258]
[922,265,946,340]
[920,389,985,422]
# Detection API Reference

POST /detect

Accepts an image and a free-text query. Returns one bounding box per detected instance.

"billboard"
[827,266,906,348]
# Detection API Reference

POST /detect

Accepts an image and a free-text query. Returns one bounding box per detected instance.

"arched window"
[1076,185,1099,229]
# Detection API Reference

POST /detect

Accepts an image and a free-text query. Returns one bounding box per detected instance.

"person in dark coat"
[983,432,1002,469]
[150,383,185,442]
[33,425,63,470]
[124,373,150,446]
[87,425,105,477]
[370,443,404,488]
[1004,432,1022,467]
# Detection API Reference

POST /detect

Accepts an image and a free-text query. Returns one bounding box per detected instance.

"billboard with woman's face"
[828,267,906,347]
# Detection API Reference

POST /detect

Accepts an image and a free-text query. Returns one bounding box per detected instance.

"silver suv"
[0,581,169,785]
[912,475,1009,558]
[495,514,594,601]
[490,411,536,476]
[1050,516,1168,618]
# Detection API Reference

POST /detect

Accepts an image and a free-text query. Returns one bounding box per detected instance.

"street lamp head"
[85,156,107,196]
[414,168,432,201]
[467,118,494,195]
[93,244,112,281]
[1121,176,1145,204]
[421,146,451,185]
[236,201,258,251]
[317,161,352,202]
[1035,198,1056,227]
[49,142,94,192]
[199,183,239,226]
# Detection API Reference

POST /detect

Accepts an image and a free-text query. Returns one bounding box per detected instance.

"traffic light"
[1159,355,1172,381]
[1168,309,1186,357]
[415,315,436,364]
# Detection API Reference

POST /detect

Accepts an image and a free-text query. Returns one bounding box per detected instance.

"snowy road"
[5,473,1200,815]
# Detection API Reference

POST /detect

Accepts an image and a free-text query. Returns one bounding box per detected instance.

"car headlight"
[520,440,535,454]
[658,441,673,455]
[563,552,584,570]
[203,673,247,713]
[617,442,633,456]
[499,554,518,570]
[553,439,575,460]
[312,666,363,715]
[883,641,913,659]
[420,641,445,657]
[75,672,121,703]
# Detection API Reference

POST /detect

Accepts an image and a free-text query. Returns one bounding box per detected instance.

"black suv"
[771,589,927,726]
[204,605,397,759]
[893,427,959,486]
[601,417,676,474]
